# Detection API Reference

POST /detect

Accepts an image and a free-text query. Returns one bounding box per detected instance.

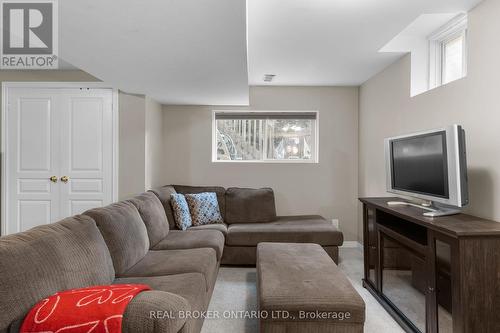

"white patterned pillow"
[170,193,192,230]
[185,192,223,226]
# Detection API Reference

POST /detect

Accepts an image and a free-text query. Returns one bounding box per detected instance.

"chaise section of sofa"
[150,185,344,265]
[224,215,343,265]
[0,215,202,333]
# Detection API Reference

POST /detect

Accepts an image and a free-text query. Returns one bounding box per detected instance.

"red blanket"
[20,284,151,333]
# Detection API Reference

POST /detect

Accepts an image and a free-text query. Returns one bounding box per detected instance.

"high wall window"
[429,14,468,89]
[213,111,318,163]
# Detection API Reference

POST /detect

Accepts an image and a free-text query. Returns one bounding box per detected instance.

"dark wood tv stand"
[359,197,500,333]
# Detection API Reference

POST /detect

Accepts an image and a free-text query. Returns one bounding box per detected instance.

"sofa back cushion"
[0,215,114,332]
[173,185,226,219]
[128,192,169,247]
[84,201,149,274]
[149,186,177,229]
[225,187,277,224]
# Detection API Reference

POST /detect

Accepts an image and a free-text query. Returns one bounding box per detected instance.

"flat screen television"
[385,125,468,215]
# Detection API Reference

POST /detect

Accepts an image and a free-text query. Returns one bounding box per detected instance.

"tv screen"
[390,132,449,198]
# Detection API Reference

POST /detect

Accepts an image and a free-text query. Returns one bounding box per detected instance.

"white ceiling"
[59,0,249,105]
[59,0,483,105]
[248,0,482,86]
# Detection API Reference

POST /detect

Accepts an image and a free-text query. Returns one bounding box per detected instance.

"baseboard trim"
[341,241,363,250]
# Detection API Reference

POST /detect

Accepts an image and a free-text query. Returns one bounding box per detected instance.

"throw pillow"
[170,193,192,230]
[185,192,223,226]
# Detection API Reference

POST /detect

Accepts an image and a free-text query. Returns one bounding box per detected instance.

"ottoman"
[256,243,365,333]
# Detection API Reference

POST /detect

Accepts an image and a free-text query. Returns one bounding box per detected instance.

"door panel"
[6,89,60,234]
[4,87,115,235]
[59,89,113,218]
[18,99,52,171]
[18,200,52,231]
[70,98,103,171]
[69,200,103,216]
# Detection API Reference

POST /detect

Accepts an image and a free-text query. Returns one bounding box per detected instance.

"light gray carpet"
[201,247,406,333]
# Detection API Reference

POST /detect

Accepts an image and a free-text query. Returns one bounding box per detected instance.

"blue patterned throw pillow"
[185,192,223,226]
[170,193,192,230]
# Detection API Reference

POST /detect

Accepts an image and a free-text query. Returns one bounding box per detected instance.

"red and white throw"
[20,284,151,333]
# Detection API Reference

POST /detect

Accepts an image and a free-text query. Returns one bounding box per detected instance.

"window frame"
[212,110,320,164]
[428,14,468,89]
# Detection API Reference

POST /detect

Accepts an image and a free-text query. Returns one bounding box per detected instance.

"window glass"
[443,35,464,84]
[214,112,317,162]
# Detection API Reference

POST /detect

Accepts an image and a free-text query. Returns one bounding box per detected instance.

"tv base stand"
[386,200,461,217]
[360,197,500,333]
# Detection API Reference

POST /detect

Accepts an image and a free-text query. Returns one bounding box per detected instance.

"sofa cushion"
[225,187,276,224]
[149,185,177,229]
[84,201,150,275]
[153,230,225,261]
[120,249,218,291]
[128,192,170,247]
[170,193,193,230]
[185,192,223,226]
[226,215,343,246]
[0,216,114,333]
[188,223,228,236]
[174,185,226,219]
[122,290,189,333]
[116,273,208,333]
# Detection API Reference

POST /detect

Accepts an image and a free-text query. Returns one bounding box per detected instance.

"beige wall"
[163,86,360,241]
[145,97,164,189]
[118,94,165,199]
[358,0,500,241]
[118,92,147,199]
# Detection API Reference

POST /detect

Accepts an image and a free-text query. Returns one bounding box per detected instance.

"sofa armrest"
[123,291,190,333]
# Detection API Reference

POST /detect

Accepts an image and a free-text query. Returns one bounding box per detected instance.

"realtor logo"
[0,0,58,69]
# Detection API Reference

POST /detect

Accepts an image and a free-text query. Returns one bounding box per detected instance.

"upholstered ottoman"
[256,243,365,333]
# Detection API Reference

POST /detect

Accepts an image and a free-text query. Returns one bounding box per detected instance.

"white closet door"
[6,88,62,234]
[58,89,114,217]
[3,87,115,234]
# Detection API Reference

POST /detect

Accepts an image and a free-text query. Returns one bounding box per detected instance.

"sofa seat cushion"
[225,187,276,224]
[120,249,218,291]
[0,216,115,333]
[188,222,228,236]
[153,230,225,261]
[84,201,150,275]
[226,215,343,246]
[128,192,170,247]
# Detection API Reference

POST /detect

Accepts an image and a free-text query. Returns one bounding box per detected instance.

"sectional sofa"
[0,185,343,333]
[151,185,343,264]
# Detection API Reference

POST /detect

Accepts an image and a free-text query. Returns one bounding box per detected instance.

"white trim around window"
[212,110,319,163]
[428,14,468,89]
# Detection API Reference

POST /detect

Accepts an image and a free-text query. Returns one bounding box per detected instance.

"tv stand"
[387,200,461,217]
[360,197,500,333]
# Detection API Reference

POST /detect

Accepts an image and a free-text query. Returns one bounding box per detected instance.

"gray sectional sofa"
[151,185,343,264]
[0,185,343,333]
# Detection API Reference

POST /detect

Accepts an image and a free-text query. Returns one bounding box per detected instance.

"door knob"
[50,176,58,183]
[60,176,69,183]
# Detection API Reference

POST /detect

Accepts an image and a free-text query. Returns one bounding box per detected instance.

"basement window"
[429,14,468,89]
[212,111,318,163]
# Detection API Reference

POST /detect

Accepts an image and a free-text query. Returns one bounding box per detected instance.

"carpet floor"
[201,247,405,333]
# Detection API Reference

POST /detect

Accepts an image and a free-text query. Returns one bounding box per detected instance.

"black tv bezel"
[389,131,450,200]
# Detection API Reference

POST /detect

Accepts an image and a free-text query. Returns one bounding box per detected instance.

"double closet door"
[3,87,116,235]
